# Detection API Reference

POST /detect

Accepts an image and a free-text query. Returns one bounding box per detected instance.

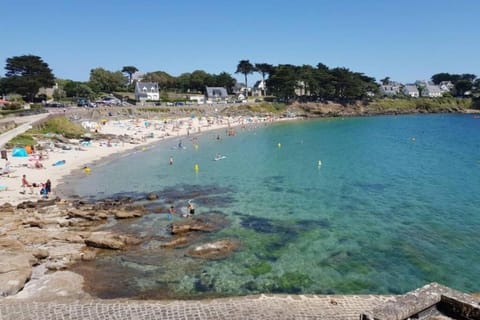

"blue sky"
[1,0,479,85]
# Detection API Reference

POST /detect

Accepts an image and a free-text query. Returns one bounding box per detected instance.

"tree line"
[0,54,478,103]
[430,73,480,97]
[235,60,380,102]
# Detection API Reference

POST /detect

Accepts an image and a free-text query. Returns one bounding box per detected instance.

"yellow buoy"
[83,167,91,174]
[277,143,282,148]
[194,164,199,172]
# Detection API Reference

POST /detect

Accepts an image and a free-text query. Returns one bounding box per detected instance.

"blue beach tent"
[12,147,28,157]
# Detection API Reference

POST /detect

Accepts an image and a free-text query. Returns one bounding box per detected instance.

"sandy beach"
[0,114,281,205]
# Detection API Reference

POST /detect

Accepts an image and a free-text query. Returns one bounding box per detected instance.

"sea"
[68,113,480,299]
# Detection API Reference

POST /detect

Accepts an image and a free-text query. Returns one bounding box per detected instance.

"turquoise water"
[70,114,480,298]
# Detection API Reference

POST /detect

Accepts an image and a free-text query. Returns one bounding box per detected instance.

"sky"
[1,0,479,85]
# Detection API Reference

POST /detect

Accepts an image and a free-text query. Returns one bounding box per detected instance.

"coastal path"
[0,294,393,320]
[0,113,51,149]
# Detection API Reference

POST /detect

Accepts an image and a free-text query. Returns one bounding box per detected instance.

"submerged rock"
[160,236,190,248]
[146,192,159,200]
[170,217,220,235]
[186,239,240,260]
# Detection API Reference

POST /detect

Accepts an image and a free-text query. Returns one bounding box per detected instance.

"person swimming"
[187,201,195,215]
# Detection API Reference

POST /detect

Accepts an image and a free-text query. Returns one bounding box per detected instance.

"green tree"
[380,77,390,85]
[121,66,139,85]
[235,60,255,96]
[176,73,192,92]
[314,63,334,99]
[3,55,55,101]
[460,73,476,82]
[88,68,126,93]
[455,80,473,96]
[431,73,460,85]
[62,80,95,99]
[254,63,273,96]
[267,64,298,101]
[212,72,236,93]
[190,70,212,92]
[142,71,176,90]
[0,77,5,96]
[327,68,376,101]
[52,87,66,100]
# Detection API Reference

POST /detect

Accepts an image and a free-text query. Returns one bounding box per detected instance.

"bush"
[368,97,473,112]
[30,116,86,138]
[5,134,36,149]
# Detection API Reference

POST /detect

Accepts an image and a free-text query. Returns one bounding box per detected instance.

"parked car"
[77,98,89,107]
[45,102,66,108]
[101,96,121,105]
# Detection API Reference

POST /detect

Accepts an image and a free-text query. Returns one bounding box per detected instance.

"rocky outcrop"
[11,269,91,300]
[0,252,34,296]
[84,232,141,250]
[67,208,108,221]
[0,198,148,298]
[186,239,240,260]
[114,208,144,219]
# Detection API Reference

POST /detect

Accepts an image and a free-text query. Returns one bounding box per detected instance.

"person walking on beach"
[45,179,51,197]
[21,174,33,194]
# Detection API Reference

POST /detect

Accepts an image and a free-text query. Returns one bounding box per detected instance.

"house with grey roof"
[379,81,402,96]
[422,84,443,97]
[402,84,420,98]
[205,87,228,102]
[135,82,159,101]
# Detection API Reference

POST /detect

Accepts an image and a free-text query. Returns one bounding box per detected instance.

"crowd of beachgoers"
[0,113,285,205]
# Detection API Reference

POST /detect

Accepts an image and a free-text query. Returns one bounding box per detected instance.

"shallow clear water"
[69,114,480,298]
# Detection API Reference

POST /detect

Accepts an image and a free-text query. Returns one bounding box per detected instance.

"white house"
[294,81,310,96]
[135,82,159,101]
[402,84,419,98]
[252,80,267,96]
[422,84,443,98]
[439,81,454,93]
